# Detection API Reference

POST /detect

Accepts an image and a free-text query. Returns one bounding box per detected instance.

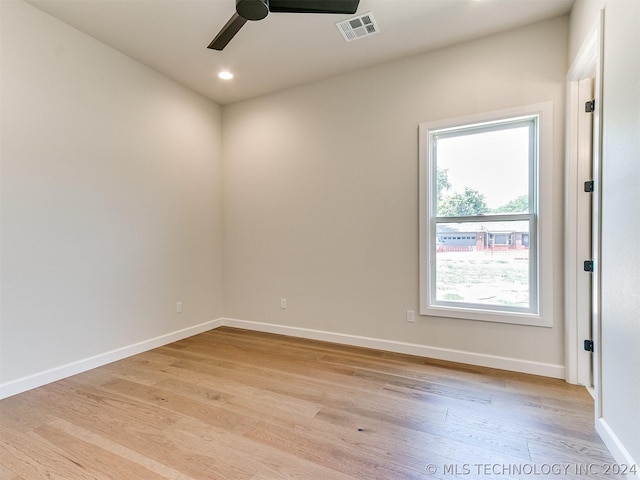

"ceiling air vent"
[336,11,379,42]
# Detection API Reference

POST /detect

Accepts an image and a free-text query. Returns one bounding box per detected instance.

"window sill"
[420,304,552,327]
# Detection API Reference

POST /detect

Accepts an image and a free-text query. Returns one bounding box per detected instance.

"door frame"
[564,10,604,416]
[566,75,594,388]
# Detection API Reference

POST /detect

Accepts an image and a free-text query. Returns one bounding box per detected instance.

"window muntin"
[419,105,553,326]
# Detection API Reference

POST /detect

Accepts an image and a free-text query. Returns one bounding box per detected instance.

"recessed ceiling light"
[218,71,234,80]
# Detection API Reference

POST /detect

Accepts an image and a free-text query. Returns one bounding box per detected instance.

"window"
[493,234,509,245]
[419,103,553,326]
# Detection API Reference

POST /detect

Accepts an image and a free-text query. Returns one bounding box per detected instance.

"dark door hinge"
[584,260,594,272]
[585,100,595,113]
[584,339,594,352]
[584,180,594,192]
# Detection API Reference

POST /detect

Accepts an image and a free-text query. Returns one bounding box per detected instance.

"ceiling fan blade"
[208,13,248,50]
[268,0,359,14]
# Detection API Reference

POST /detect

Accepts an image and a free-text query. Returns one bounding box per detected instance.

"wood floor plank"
[45,418,198,480]
[315,404,531,461]
[0,463,24,480]
[100,378,259,435]
[32,423,163,480]
[444,408,607,454]
[526,438,628,479]
[168,417,360,480]
[0,327,620,480]
[244,420,425,480]
[159,340,360,384]
[0,425,108,480]
[34,379,183,431]
[167,356,357,412]
[0,390,56,433]
[154,375,322,420]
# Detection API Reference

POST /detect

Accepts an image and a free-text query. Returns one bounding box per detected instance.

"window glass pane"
[436,125,530,217]
[435,220,530,309]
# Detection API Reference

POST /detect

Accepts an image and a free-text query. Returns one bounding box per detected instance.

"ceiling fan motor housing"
[236,0,269,21]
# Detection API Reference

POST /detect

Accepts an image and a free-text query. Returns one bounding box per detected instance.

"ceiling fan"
[208,0,361,51]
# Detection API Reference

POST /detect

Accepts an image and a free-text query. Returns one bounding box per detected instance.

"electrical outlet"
[280,298,287,309]
[176,301,183,313]
[406,309,415,323]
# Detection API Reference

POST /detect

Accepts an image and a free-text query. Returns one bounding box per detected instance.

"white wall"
[0,1,224,392]
[222,17,569,375]
[570,0,640,470]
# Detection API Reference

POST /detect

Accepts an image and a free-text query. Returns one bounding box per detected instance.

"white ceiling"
[28,0,574,105]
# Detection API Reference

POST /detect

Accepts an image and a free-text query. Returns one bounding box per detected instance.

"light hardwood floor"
[0,327,624,479]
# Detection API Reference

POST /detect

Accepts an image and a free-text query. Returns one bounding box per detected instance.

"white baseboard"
[0,318,224,400]
[0,316,566,400]
[596,418,640,480]
[221,318,565,379]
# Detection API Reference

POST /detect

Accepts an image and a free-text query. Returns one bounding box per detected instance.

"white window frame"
[419,102,554,327]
